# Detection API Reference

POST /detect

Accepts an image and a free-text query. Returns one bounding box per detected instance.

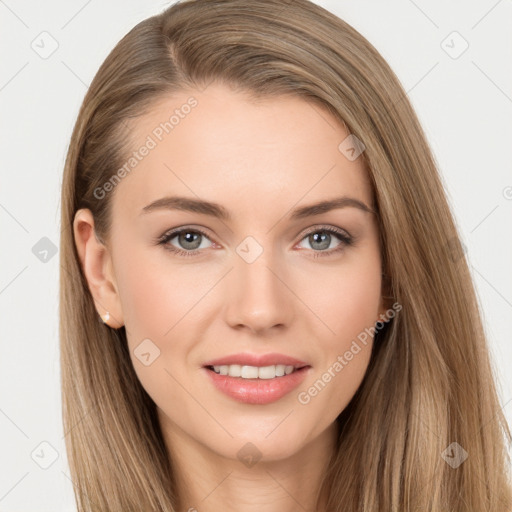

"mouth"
[202,362,312,405]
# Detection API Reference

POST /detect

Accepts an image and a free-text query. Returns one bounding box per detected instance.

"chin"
[219,419,316,463]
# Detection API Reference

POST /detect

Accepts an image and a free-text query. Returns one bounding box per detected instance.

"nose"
[224,245,295,335]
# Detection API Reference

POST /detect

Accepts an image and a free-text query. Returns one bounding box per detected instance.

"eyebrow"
[140,195,375,220]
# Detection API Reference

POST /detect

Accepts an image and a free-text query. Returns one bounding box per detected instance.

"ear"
[73,208,124,329]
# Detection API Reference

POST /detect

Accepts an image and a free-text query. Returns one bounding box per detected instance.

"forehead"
[111,84,372,221]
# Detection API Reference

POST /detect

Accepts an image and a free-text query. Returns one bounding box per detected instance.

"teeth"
[228,364,241,377]
[211,364,298,379]
[241,365,259,378]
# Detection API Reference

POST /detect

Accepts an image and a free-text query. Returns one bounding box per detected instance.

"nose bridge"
[225,235,293,333]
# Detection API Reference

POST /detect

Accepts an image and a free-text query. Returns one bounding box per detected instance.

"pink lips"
[202,352,311,405]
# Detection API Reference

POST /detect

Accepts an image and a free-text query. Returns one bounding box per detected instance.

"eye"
[156,227,213,257]
[296,225,354,258]
[156,225,354,258]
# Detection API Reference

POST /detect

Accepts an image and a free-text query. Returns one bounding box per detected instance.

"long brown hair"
[59,0,512,510]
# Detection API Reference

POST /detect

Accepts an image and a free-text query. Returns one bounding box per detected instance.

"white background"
[1,1,511,510]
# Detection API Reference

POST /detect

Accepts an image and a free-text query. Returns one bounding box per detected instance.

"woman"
[59,0,512,510]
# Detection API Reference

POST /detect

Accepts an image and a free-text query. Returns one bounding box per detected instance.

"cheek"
[334,269,381,337]
[115,250,215,397]
[115,250,207,341]
[115,254,201,407]
[297,267,379,416]
[300,254,382,348]
[294,249,381,409]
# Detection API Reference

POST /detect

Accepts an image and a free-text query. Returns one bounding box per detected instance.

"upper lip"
[203,352,310,368]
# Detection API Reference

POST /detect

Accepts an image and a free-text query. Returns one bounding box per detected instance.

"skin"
[74,83,388,512]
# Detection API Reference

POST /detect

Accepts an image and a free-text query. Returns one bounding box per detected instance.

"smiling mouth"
[205,364,308,379]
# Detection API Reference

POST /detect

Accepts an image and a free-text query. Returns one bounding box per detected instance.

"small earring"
[102,311,110,324]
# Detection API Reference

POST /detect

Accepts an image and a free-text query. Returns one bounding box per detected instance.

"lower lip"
[203,366,311,405]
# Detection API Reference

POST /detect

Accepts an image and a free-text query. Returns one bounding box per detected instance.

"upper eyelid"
[301,225,351,237]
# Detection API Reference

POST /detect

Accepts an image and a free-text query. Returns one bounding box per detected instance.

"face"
[75,83,386,463]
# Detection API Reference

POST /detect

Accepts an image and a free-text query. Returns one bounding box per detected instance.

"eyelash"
[155,225,354,259]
